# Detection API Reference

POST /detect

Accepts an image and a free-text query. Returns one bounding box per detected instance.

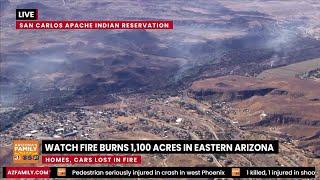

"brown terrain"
[190,61,320,156]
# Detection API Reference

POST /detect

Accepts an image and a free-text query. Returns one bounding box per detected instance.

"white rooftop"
[30,130,38,134]
[176,118,183,124]
[55,128,64,132]
[25,133,32,137]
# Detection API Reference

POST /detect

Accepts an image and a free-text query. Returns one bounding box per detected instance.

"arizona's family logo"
[13,140,40,164]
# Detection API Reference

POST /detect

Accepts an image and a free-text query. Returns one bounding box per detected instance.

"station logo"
[231,168,240,177]
[13,140,40,164]
[57,168,67,177]
[16,9,38,20]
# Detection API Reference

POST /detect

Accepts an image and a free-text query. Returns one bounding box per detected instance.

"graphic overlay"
[232,168,241,177]
[16,9,38,20]
[16,21,174,30]
[15,8,173,30]
[57,168,66,177]
[13,140,39,164]
[4,167,50,179]
[42,155,141,164]
[3,166,316,178]
[41,140,279,154]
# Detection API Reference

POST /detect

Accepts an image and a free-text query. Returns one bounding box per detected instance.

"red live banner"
[42,155,141,164]
[5,167,50,178]
[16,20,173,29]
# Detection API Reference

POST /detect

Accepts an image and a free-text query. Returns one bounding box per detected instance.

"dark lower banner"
[41,140,279,154]
[3,167,316,178]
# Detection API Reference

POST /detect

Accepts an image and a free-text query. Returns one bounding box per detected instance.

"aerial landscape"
[0,0,320,172]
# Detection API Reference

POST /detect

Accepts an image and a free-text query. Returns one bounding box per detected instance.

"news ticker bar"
[41,140,279,154]
[3,167,316,178]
